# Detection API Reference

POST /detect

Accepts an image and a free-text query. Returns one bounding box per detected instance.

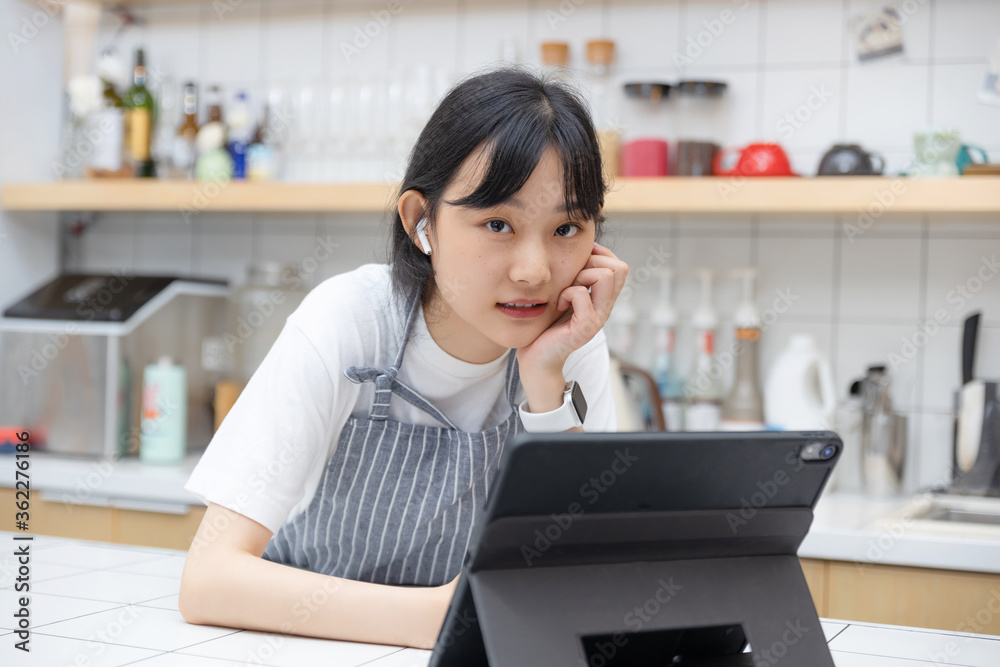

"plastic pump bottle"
[651,268,685,430]
[764,334,837,430]
[721,268,766,430]
[140,355,187,464]
[607,297,637,360]
[685,269,723,431]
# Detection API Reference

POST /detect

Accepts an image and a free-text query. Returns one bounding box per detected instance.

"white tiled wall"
[4,0,1000,494]
[0,0,62,312]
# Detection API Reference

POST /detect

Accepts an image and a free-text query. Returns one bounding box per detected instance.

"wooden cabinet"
[0,487,205,551]
[826,560,1000,636]
[800,557,828,615]
[799,557,1000,637]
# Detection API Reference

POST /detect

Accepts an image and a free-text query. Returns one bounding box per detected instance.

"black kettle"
[817,144,885,176]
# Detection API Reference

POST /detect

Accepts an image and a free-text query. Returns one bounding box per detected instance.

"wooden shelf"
[3,177,1000,214]
[609,176,1000,214]
[1,181,398,214]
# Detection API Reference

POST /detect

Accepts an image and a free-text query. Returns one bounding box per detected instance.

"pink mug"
[621,139,669,177]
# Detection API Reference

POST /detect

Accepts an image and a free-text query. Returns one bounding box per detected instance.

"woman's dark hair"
[385,66,609,313]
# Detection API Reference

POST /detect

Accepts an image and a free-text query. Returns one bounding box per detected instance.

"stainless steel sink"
[870,493,1000,538]
[918,505,1000,527]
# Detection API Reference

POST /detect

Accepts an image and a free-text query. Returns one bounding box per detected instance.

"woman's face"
[422,144,597,364]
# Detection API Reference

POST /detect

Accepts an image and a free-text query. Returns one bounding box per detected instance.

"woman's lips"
[496,302,547,319]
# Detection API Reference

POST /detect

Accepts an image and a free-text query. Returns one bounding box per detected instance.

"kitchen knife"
[957,312,983,473]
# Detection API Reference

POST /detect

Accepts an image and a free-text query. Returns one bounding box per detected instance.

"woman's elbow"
[178,556,214,625]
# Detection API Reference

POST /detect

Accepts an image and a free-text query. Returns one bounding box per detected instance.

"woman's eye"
[487,219,511,233]
[485,220,582,236]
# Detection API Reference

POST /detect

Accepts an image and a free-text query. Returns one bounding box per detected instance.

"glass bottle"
[122,48,156,178]
[247,103,275,181]
[195,85,230,181]
[206,85,224,124]
[227,262,308,382]
[89,52,125,173]
[227,91,253,180]
[171,82,199,179]
[152,74,177,177]
[584,39,620,181]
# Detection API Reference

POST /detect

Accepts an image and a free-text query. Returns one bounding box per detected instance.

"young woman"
[179,68,629,650]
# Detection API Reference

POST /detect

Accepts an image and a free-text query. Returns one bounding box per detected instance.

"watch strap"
[517,382,585,432]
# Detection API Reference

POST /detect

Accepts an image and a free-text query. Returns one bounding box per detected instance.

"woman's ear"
[398,190,430,251]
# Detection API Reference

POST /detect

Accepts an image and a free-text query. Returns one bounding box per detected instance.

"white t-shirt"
[184,263,617,535]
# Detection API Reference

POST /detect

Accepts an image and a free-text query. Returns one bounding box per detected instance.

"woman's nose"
[509,242,551,285]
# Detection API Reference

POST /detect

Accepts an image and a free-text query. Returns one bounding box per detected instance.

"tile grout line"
[838,0,849,139]
[29,624,244,663]
[527,0,537,63]
[911,215,931,489]
[754,0,768,139]
[28,630,173,656]
[927,0,937,125]
[676,0,685,78]
[824,621,849,643]
[455,0,464,72]
[320,0,330,82]
[829,214,843,382]
[258,0,266,103]
[354,647,411,667]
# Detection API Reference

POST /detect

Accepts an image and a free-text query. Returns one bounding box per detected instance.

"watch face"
[569,380,588,424]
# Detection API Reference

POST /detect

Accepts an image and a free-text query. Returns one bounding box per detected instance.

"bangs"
[388,67,610,311]
[443,98,605,223]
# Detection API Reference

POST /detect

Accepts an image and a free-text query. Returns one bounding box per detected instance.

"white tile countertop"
[1,531,999,666]
[6,450,1000,575]
[799,491,1000,573]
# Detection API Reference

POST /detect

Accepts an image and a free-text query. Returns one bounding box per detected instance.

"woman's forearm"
[180,550,447,649]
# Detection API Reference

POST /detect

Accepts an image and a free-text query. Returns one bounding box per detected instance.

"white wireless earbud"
[415,218,432,255]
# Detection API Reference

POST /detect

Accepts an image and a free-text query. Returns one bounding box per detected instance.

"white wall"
[2,0,999,493]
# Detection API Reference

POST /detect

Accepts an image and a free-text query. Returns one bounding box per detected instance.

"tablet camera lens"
[800,442,834,461]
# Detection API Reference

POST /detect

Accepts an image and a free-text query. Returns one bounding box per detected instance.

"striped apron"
[261,282,524,586]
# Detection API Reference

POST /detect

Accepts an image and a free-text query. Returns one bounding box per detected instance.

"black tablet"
[429,430,841,667]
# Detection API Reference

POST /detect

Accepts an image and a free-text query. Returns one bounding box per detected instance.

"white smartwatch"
[517,380,588,432]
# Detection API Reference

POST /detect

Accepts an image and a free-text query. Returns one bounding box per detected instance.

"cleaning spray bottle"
[685,269,723,431]
[721,267,766,430]
[651,268,685,430]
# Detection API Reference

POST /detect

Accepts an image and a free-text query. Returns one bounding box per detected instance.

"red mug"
[713,143,798,177]
[621,139,669,177]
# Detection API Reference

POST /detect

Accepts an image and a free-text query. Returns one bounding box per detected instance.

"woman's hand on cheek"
[517,242,629,377]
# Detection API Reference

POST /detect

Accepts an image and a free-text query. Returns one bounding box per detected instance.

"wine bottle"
[172,82,199,178]
[123,48,156,178]
[206,85,224,124]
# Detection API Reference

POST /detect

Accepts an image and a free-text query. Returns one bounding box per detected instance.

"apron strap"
[343,365,460,430]
[504,349,521,410]
[391,280,424,370]
[343,278,521,429]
